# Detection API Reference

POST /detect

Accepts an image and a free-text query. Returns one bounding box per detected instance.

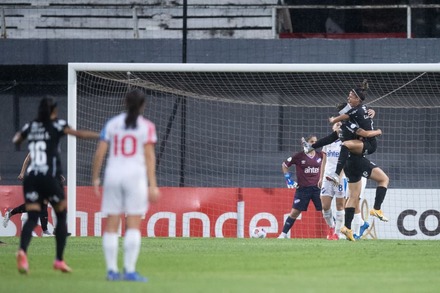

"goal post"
[67,66,77,236]
[67,62,440,239]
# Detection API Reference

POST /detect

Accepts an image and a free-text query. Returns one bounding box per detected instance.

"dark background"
[1,39,440,189]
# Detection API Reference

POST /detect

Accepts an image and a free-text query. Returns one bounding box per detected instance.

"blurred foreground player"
[92,89,159,282]
[13,96,99,274]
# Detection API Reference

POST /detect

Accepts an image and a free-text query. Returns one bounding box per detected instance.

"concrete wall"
[1,39,440,65]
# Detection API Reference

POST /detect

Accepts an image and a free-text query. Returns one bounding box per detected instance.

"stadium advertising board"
[1,186,439,240]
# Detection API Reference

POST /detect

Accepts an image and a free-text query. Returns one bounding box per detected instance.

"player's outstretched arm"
[64,127,99,139]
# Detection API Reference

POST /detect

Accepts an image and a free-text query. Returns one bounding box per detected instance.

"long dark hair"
[125,89,146,129]
[352,79,369,101]
[37,96,57,122]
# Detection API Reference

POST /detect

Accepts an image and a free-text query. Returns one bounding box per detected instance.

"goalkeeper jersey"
[283,151,323,188]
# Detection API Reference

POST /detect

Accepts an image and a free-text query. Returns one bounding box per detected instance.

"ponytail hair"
[352,79,369,101]
[125,89,146,129]
[37,96,57,122]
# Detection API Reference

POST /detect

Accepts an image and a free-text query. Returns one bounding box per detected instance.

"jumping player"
[327,79,377,185]
[331,105,388,241]
[319,121,371,241]
[341,153,389,241]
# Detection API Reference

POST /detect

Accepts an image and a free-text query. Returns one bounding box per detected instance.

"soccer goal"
[67,63,440,240]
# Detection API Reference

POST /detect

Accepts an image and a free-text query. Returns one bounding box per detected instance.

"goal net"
[68,63,440,240]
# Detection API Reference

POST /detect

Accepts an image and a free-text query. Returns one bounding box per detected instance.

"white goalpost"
[67,63,440,239]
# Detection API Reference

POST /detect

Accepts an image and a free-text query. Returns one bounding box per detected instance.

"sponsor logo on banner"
[1,186,439,239]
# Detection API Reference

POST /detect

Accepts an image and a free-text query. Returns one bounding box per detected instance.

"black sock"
[312,131,339,149]
[282,216,296,234]
[40,204,49,231]
[335,145,349,175]
[344,207,355,230]
[55,210,68,261]
[11,204,27,216]
[20,210,39,252]
[374,186,388,210]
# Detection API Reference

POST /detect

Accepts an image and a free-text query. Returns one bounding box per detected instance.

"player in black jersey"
[303,101,387,240]
[327,80,377,185]
[3,153,53,237]
[303,98,381,181]
[13,96,99,274]
[341,152,390,241]
[304,121,387,241]
[336,106,389,240]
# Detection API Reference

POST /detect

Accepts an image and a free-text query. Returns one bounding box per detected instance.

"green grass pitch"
[0,237,439,293]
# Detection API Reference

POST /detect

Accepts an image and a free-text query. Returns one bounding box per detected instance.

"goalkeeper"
[278,135,324,239]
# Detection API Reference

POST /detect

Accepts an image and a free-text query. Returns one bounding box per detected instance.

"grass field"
[0,236,439,293]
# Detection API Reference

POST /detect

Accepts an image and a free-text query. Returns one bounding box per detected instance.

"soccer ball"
[250,227,267,238]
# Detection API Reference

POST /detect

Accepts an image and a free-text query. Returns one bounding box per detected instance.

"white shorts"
[320,177,347,199]
[101,169,148,215]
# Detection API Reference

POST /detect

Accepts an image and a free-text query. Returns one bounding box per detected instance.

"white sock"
[335,210,345,234]
[103,232,119,272]
[124,229,141,273]
[322,209,334,228]
[352,213,363,236]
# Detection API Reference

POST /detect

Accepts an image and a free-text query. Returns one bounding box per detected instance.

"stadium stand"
[2,1,439,39]
[0,0,276,39]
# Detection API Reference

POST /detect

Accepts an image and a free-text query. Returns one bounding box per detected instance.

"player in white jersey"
[319,112,371,240]
[92,89,159,282]
[320,122,347,240]
[320,133,369,240]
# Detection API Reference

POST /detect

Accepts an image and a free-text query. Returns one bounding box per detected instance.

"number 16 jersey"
[19,119,68,178]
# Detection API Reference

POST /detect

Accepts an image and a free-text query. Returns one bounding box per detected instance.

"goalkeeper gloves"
[284,173,298,189]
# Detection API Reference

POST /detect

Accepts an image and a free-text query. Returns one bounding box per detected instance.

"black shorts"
[362,138,377,155]
[292,186,322,211]
[344,155,377,183]
[23,174,65,206]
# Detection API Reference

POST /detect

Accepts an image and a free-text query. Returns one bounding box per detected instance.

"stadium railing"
[1,1,440,39]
